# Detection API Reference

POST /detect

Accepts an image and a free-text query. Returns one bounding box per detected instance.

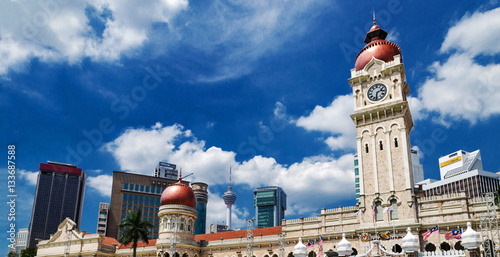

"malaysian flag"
[318,236,323,256]
[445,228,462,240]
[306,240,315,250]
[422,225,439,240]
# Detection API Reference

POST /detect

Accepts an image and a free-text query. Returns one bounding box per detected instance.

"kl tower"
[222,168,237,230]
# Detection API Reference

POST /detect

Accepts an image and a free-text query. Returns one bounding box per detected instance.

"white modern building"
[15,228,29,255]
[420,149,499,197]
[96,202,109,235]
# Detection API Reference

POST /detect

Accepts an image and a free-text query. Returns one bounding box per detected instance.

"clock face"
[367,83,387,101]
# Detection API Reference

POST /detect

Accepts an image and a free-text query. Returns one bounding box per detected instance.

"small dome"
[462,222,481,249]
[293,238,307,257]
[402,227,419,253]
[337,233,352,256]
[354,19,401,71]
[160,176,197,209]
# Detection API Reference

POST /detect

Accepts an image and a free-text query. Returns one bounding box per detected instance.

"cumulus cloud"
[0,0,328,82]
[18,169,39,186]
[103,122,355,217]
[87,174,113,196]
[296,94,356,150]
[440,7,500,56]
[0,0,188,75]
[415,7,500,124]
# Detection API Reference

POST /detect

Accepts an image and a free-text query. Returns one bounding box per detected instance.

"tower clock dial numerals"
[367,83,387,102]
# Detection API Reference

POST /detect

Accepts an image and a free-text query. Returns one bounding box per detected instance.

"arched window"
[351,248,358,256]
[425,243,436,252]
[392,244,402,253]
[440,242,451,251]
[172,220,176,231]
[365,144,369,153]
[308,252,316,257]
[180,219,185,230]
[287,253,294,257]
[454,241,464,250]
[379,141,383,151]
[375,201,383,221]
[394,138,398,148]
[390,199,398,220]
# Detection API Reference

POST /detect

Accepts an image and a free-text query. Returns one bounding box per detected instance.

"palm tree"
[119,209,154,257]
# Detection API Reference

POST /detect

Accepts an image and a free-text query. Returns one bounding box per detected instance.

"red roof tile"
[101,236,120,246]
[194,226,282,242]
[119,239,157,249]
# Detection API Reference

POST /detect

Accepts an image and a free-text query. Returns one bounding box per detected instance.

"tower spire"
[179,168,182,181]
[222,167,237,230]
[373,10,376,25]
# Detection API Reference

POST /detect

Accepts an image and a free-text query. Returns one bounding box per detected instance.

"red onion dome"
[354,18,402,71]
[160,173,197,208]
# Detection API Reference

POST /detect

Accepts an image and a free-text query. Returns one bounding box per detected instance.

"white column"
[356,136,365,195]
[371,134,379,193]
[385,131,394,191]
[399,127,412,190]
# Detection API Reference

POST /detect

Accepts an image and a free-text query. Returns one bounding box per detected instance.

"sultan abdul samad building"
[36,19,498,257]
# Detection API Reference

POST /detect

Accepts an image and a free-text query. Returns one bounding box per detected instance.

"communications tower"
[222,168,237,230]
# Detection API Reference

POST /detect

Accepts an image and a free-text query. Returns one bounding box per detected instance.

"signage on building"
[440,156,462,168]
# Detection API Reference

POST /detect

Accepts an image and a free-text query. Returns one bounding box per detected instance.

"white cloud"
[0,0,188,75]
[296,94,356,150]
[441,7,500,56]
[103,122,356,218]
[407,96,427,121]
[415,7,500,124]
[18,169,38,186]
[0,0,328,82]
[87,174,113,196]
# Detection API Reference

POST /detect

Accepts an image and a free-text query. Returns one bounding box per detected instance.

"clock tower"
[348,18,417,224]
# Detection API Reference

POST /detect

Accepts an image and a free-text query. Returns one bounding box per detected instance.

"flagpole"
[438,223,440,248]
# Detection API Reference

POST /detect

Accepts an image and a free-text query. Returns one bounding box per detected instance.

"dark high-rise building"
[192,182,208,235]
[254,186,286,228]
[28,161,86,248]
[107,171,183,239]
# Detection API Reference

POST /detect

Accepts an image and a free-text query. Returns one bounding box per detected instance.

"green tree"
[7,251,17,257]
[119,209,153,257]
[20,248,36,257]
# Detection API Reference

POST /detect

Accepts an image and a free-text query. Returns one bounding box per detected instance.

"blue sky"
[2,0,500,254]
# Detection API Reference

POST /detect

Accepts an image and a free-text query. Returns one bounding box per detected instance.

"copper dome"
[354,18,402,71]
[160,174,197,209]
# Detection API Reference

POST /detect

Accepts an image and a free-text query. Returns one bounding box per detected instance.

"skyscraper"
[28,161,86,248]
[107,171,182,239]
[254,186,286,228]
[192,182,208,235]
[96,202,109,235]
[222,169,237,230]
